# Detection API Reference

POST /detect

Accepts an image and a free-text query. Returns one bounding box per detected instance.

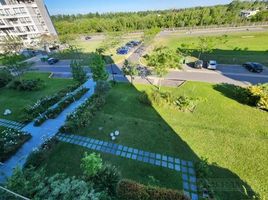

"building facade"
[0,0,57,46]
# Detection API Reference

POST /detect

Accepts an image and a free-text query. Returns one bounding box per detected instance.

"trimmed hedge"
[0,129,31,162]
[34,88,89,126]
[116,180,189,200]
[24,83,80,123]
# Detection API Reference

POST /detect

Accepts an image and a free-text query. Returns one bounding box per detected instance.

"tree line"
[52,1,268,36]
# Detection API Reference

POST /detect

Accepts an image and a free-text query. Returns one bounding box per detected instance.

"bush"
[138,91,152,106]
[117,180,188,200]
[0,129,31,162]
[95,80,111,96]
[92,164,121,196]
[81,152,103,177]
[247,84,268,111]
[9,78,44,91]
[0,69,12,88]
[24,137,58,169]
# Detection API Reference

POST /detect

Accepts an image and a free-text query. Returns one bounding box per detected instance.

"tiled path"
[0,119,24,130]
[0,79,96,182]
[56,133,199,200]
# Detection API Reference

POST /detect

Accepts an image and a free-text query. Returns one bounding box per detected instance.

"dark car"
[130,40,141,46]
[243,62,263,73]
[126,42,134,47]
[47,58,59,65]
[85,36,92,40]
[194,60,204,69]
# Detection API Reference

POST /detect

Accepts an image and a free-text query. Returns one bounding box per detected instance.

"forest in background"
[52,0,268,37]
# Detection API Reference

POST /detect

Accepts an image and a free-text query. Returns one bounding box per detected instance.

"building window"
[25,17,31,23]
[19,7,26,14]
[13,8,20,14]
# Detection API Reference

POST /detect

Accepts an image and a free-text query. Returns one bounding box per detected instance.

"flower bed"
[23,83,81,123]
[34,88,89,126]
[60,81,110,133]
[0,128,31,162]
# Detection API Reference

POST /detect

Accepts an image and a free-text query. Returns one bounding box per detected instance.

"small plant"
[81,152,103,177]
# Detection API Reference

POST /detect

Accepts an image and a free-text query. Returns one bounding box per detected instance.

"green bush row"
[34,88,89,126]
[23,83,80,123]
[0,128,31,162]
[60,81,110,133]
[117,179,189,200]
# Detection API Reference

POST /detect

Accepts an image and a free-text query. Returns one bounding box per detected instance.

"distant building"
[240,10,260,18]
[0,0,57,46]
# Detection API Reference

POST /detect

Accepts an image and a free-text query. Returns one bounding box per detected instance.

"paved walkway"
[56,133,199,200]
[0,79,96,182]
[0,119,24,130]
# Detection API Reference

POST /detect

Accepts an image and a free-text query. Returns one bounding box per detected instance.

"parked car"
[194,60,203,69]
[126,42,134,47]
[47,58,59,65]
[85,36,92,40]
[130,40,141,46]
[117,48,129,55]
[242,62,263,73]
[207,60,217,70]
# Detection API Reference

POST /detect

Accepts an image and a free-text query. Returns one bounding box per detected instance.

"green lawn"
[40,82,268,199]
[0,72,76,122]
[153,31,268,66]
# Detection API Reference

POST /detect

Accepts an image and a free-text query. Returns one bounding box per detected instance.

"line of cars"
[117,40,141,55]
[194,60,264,73]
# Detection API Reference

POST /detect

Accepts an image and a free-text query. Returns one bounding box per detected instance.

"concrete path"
[56,133,199,200]
[0,119,24,130]
[0,79,96,182]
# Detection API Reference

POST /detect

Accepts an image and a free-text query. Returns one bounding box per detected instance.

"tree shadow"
[34,51,259,199]
[213,83,250,105]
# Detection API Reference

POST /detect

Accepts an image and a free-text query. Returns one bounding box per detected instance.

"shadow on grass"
[36,52,259,199]
[213,83,250,105]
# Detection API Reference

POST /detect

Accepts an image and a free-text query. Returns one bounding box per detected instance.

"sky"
[44,0,232,15]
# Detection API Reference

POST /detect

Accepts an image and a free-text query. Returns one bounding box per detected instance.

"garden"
[28,81,268,199]
[0,72,76,122]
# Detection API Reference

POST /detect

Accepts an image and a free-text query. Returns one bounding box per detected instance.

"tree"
[146,46,182,90]
[122,60,138,84]
[81,152,103,177]
[0,36,23,53]
[2,53,32,77]
[70,59,87,83]
[196,37,216,59]
[89,54,108,81]
[38,34,58,52]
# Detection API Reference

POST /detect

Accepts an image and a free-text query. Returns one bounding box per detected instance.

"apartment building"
[0,0,57,46]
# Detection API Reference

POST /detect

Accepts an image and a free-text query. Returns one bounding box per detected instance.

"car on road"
[207,60,217,70]
[85,36,92,40]
[117,47,129,55]
[242,62,263,73]
[126,42,134,47]
[130,40,141,46]
[47,58,59,65]
[194,60,204,69]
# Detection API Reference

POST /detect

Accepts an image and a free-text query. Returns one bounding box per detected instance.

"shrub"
[24,137,58,169]
[0,69,12,88]
[117,180,188,200]
[0,129,31,162]
[138,91,152,106]
[92,164,121,196]
[9,78,44,91]
[81,152,103,177]
[247,84,268,111]
[95,80,111,96]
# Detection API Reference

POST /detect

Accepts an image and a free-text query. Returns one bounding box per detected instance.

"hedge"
[116,180,189,200]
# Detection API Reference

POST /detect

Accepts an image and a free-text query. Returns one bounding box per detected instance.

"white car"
[207,60,217,70]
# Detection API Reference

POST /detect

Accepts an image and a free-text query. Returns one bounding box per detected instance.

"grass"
[0,72,76,122]
[153,31,268,65]
[40,82,268,199]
